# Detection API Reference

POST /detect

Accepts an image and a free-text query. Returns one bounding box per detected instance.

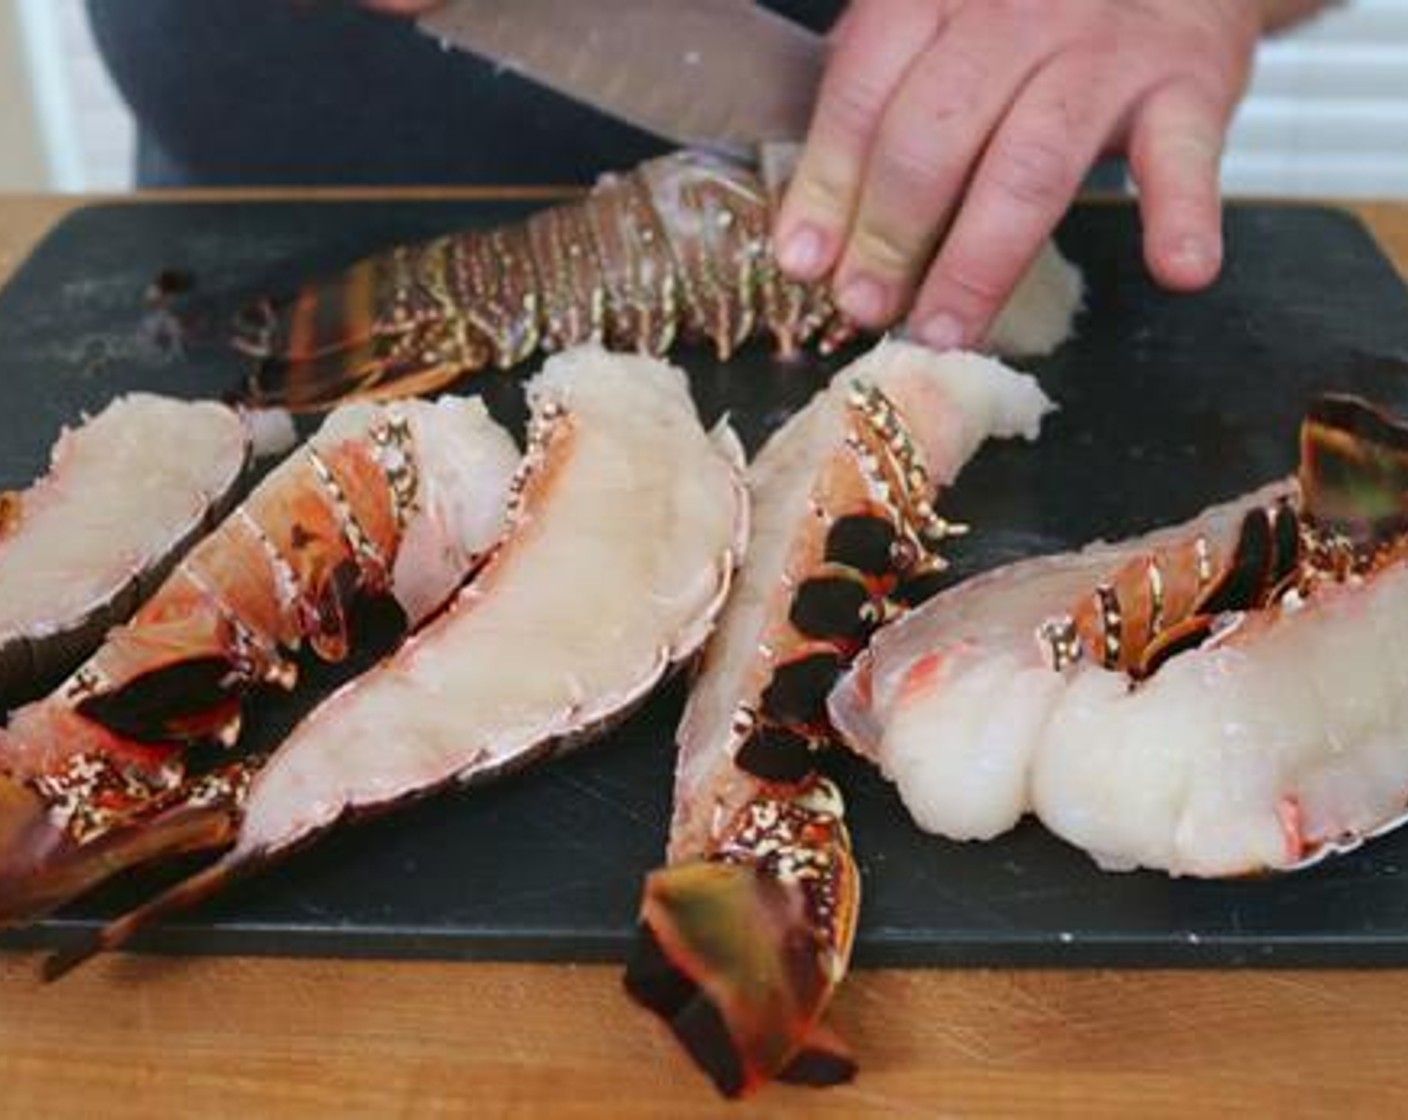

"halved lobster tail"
[0,399,519,930]
[235,153,851,412]
[624,778,859,1098]
[634,345,1055,1095]
[38,347,750,978]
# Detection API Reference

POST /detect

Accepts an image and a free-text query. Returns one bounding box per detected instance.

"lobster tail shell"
[45,346,749,975]
[235,153,853,412]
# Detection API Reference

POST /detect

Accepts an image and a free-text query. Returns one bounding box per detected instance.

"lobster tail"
[236,153,851,412]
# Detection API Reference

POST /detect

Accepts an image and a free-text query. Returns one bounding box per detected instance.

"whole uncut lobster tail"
[235,152,845,412]
[233,151,1084,413]
[0,397,519,929]
[624,341,1056,1096]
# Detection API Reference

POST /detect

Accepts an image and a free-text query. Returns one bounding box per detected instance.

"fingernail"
[778,224,827,278]
[838,276,890,324]
[916,311,966,352]
[1168,236,1218,279]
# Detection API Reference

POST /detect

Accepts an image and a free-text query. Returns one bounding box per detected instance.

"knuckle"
[910,48,986,125]
[820,77,889,145]
[873,133,957,197]
[986,135,1073,209]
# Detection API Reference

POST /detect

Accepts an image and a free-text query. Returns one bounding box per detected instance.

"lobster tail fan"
[624,778,859,1098]
[0,767,243,931]
[624,859,856,1097]
[43,846,265,981]
[1301,392,1408,548]
[234,238,504,412]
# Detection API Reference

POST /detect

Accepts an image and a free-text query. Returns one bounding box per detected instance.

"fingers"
[831,7,1064,327]
[774,0,947,282]
[1129,81,1231,291]
[908,49,1131,348]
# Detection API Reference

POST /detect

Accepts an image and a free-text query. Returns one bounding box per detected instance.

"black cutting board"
[4,199,1408,968]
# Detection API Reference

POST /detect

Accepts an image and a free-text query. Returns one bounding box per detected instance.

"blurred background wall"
[0,0,49,188]
[1,0,1405,196]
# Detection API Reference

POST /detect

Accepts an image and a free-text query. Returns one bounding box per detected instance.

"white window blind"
[1224,0,1408,197]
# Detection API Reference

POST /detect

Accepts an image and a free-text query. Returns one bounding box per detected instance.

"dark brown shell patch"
[760,653,842,728]
[789,576,875,642]
[734,725,817,783]
[823,515,896,576]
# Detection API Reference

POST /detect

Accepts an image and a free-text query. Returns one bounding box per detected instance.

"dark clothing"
[86,0,844,188]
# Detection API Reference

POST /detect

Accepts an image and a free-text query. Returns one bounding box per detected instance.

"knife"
[417,0,826,156]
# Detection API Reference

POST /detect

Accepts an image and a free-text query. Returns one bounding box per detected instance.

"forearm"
[1259,0,1334,34]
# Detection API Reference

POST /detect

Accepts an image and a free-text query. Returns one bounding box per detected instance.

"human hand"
[774,0,1266,349]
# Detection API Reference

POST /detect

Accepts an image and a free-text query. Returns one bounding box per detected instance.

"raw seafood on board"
[0,396,519,927]
[625,340,1055,1096]
[0,394,288,705]
[50,345,748,975]
[829,393,1408,878]
[232,149,1083,412]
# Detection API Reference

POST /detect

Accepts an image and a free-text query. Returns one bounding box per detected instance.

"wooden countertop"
[1,193,1407,1118]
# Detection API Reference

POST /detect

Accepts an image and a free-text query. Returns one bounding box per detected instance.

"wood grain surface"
[1,193,1406,1119]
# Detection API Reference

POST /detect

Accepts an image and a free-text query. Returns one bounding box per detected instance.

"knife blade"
[417,0,826,153]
